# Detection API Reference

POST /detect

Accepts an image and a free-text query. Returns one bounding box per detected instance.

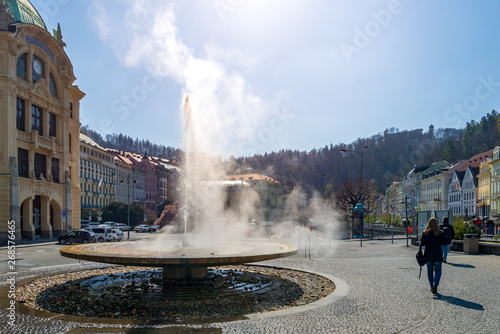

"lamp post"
[405,195,409,247]
[121,171,135,240]
[340,145,369,240]
[340,145,369,199]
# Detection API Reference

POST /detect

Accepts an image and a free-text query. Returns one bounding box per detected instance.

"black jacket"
[420,231,447,262]
[439,222,455,245]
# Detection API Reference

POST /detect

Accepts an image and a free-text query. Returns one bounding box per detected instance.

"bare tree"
[335,177,377,214]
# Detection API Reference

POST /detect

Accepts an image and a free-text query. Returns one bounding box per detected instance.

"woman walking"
[420,217,447,294]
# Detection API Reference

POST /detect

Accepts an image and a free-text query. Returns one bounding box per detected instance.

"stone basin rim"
[59,242,298,268]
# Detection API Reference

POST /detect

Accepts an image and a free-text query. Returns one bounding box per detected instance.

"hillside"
[83,110,500,195]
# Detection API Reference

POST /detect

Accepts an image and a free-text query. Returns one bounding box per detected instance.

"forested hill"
[237,111,500,194]
[82,111,500,195]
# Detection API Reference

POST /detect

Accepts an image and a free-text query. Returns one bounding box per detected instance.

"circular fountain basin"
[60,241,298,279]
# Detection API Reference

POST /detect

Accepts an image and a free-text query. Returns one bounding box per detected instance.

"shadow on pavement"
[446,262,475,268]
[436,294,484,310]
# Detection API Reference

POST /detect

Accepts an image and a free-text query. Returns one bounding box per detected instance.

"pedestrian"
[420,217,447,294]
[487,218,493,236]
[439,217,454,263]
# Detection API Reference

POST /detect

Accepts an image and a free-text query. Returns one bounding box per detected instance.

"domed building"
[0,0,84,244]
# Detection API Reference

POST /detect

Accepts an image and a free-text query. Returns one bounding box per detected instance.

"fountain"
[13,95,334,322]
[60,94,298,280]
[59,240,297,279]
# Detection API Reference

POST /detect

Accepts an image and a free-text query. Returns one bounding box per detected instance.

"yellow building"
[477,159,491,218]
[0,0,84,243]
[490,147,500,218]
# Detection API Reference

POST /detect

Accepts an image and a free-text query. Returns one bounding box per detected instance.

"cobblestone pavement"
[1,238,499,333]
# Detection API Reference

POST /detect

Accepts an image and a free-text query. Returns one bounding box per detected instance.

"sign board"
[435,209,452,223]
[417,211,431,240]
[144,214,147,222]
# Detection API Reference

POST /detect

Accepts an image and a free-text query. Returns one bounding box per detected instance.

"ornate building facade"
[0,0,84,244]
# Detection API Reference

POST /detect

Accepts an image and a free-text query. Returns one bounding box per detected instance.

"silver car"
[110,228,124,241]
[115,223,131,231]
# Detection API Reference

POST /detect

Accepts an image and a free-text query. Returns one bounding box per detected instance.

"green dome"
[5,0,46,30]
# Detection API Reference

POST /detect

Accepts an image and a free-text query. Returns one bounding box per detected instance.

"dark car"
[58,230,96,245]
[150,225,161,233]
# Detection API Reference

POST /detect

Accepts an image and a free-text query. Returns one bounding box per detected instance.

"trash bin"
[463,233,479,255]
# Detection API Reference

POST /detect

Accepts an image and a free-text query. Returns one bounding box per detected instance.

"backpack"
[416,250,427,279]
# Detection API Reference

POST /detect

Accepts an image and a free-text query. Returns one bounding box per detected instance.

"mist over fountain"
[60,94,298,280]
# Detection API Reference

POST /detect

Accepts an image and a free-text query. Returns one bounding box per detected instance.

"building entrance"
[34,195,41,236]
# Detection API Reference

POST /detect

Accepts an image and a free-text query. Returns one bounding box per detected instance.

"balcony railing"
[17,130,61,152]
[17,130,31,142]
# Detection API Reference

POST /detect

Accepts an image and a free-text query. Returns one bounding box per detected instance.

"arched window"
[49,73,58,97]
[16,53,27,79]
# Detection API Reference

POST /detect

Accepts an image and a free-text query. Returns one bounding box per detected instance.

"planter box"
[463,234,479,254]
[451,240,500,255]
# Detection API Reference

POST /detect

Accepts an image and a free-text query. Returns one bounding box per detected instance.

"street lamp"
[340,146,368,241]
[120,171,135,240]
[340,145,369,196]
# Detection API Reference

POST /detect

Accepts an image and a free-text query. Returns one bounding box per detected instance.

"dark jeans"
[441,244,450,261]
[426,261,442,288]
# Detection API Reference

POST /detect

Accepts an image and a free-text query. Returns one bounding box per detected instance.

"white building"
[79,134,116,213]
[448,170,465,216]
[462,166,479,217]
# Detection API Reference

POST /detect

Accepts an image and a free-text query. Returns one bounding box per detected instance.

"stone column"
[51,200,63,237]
[42,109,49,139]
[9,157,21,242]
[65,170,72,232]
[47,153,53,182]
[40,196,52,239]
[22,197,35,240]
[29,148,35,179]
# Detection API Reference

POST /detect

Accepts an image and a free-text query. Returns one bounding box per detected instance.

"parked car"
[86,226,114,242]
[103,221,119,228]
[134,224,152,233]
[150,225,161,233]
[115,223,131,231]
[58,230,96,245]
[110,228,124,241]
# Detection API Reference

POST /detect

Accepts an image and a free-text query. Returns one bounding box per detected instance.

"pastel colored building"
[477,158,491,218]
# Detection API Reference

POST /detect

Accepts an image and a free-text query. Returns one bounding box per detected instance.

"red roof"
[457,149,493,171]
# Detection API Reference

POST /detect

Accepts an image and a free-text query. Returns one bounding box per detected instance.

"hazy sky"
[32,0,500,157]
